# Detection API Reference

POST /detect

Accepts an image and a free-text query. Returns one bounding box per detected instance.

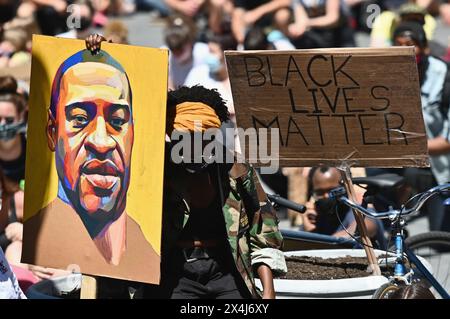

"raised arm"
[307,0,340,28]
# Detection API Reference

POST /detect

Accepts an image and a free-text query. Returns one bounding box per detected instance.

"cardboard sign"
[22,35,168,284]
[225,47,429,168]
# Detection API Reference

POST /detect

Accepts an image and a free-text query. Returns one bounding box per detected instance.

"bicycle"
[268,173,404,251]
[328,183,450,299]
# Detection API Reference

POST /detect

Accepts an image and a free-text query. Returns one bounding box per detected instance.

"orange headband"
[168,101,221,133]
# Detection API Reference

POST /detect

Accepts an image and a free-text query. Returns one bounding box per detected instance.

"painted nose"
[85,116,116,156]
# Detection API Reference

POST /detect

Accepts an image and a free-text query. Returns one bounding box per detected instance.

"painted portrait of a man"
[22,36,166,284]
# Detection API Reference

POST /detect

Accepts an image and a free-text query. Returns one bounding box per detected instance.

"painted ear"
[46,110,57,151]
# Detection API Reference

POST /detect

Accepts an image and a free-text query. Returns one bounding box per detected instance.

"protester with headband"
[0,75,27,263]
[153,85,286,299]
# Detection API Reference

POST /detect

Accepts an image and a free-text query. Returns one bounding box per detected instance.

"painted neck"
[58,183,127,265]
[93,212,127,266]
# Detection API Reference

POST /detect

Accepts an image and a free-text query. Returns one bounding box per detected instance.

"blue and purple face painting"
[47,50,134,238]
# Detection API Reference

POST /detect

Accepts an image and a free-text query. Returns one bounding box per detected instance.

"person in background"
[0,76,27,265]
[28,0,69,36]
[0,246,25,299]
[163,14,209,90]
[56,0,95,40]
[388,283,435,299]
[103,20,129,44]
[0,75,41,292]
[241,25,296,51]
[288,0,355,48]
[243,26,277,50]
[164,0,206,17]
[393,21,450,232]
[0,27,30,68]
[302,166,385,247]
[208,0,234,35]
[232,0,291,46]
[370,2,436,48]
[184,25,237,122]
[441,0,450,25]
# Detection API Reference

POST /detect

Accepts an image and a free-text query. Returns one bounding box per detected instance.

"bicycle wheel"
[372,283,400,299]
[404,231,450,296]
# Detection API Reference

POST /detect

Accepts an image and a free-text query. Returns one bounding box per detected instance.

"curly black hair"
[167,85,230,124]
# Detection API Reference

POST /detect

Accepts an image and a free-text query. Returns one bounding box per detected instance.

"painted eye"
[110,117,126,129]
[73,115,88,127]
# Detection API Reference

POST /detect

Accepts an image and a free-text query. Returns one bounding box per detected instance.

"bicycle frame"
[281,229,359,248]
[404,247,450,299]
[329,183,450,299]
[387,228,450,299]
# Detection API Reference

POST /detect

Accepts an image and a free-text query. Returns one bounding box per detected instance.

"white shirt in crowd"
[0,247,26,299]
[166,42,210,89]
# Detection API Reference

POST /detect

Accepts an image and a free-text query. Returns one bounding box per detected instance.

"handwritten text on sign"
[225,47,429,167]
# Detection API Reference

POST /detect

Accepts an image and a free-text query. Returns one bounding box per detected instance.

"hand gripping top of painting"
[44,49,134,265]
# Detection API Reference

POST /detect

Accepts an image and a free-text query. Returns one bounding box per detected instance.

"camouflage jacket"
[161,163,286,298]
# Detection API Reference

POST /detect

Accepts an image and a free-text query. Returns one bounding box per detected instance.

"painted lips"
[81,159,121,191]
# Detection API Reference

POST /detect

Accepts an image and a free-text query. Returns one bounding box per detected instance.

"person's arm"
[332,220,356,238]
[232,7,247,44]
[344,0,364,7]
[165,0,204,17]
[441,2,450,25]
[416,0,440,15]
[428,136,450,155]
[244,0,291,25]
[28,0,67,12]
[307,0,340,28]
[333,218,377,238]
[209,0,234,34]
[427,63,450,156]
[5,222,23,242]
[230,163,286,298]
[288,2,310,38]
[256,264,275,299]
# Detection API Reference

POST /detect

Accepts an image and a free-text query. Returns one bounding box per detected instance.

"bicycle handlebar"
[329,183,450,219]
[267,194,307,214]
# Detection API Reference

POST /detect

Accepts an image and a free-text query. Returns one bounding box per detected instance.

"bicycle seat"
[352,174,405,189]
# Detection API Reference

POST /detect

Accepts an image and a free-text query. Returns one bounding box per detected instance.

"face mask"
[206,54,222,75]
[0,122,27,141]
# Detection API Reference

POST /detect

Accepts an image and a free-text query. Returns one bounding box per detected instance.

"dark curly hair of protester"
[167,85,230,124]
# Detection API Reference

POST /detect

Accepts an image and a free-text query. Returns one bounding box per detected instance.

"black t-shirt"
[179,195,227,241]
[176,164,231,241]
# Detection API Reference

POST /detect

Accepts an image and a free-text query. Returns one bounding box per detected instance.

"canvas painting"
[22,35,167,284]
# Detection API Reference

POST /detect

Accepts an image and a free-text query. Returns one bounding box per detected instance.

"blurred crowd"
[1,0,450,297]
